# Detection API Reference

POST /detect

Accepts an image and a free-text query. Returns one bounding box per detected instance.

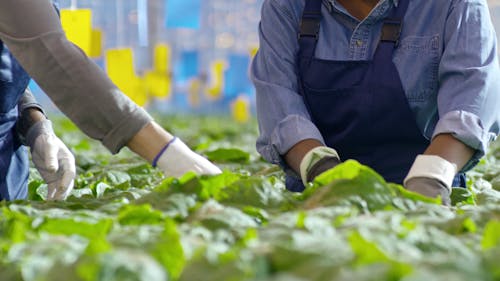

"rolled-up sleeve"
[251,0,325,168]
[434,0,500,170]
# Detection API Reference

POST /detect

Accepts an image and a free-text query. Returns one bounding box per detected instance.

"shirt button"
[356,40,363,47]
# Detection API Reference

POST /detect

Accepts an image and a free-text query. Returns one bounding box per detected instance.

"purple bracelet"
[152,137,177,167]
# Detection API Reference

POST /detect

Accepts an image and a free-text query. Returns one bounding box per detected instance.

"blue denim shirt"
[251,0,500,173]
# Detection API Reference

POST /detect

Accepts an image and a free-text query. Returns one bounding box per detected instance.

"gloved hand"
[299,146,341,186]
[404,155,457,206]
[153,137,222,177]
[27,120,76,200]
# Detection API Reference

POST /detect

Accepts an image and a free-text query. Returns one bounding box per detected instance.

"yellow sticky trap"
[61,9,92,55]
[231,95,251,123]
[144,70,172,99]
[250,46,259,58]
[89,28,103,58]
[105,48,147,106]
[132,77,148,106]
[188,78,202,108]
[153,44,171,73]
[206,60,226,100]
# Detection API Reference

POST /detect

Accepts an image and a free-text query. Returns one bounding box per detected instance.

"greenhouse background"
[31,0,500,120]
[3,1,500,280]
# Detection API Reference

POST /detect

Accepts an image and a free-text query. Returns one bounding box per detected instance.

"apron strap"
[298,0,323,60]
[380,19,403,47]
[375,0,410,66]
[379,0,410,49]
[299,0,410,59]
[389,0,410,19]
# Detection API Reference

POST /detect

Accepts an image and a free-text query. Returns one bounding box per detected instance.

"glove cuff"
[152,137,178,167]
[300,146,340,186]
[25,119,54,148]
[154,137,191,173]
[404,155,457,191]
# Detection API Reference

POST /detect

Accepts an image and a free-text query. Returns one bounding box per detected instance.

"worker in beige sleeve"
[0,0,221,200]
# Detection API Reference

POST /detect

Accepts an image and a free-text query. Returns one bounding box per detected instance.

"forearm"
[126,121,222,177]
[253,0,324,169]
[423,133,475,172]
[18,107,46,130]
[17,88,48,144]
[405,133,475,205]
[435,0,500,166]
[126,121,174,163]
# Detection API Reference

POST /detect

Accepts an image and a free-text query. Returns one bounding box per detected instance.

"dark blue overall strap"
[298,0,323,59]
[379,0,409,49]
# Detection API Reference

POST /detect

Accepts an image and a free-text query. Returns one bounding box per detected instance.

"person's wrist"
[17,107,47,145]
[306,156,341,182]
[152,136,178,167]
[154,137,221,177]
[299,146,340,186]
[154,137,190,174]
[404,155,457,191]
[25,119,53,148]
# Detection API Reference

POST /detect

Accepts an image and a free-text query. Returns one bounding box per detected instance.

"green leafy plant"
[1,115,500,281]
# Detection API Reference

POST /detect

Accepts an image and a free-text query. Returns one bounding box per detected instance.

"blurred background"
[31,0,500,123]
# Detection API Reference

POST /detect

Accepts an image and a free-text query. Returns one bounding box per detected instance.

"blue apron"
[0,41,30,201]
[286,0,466,192]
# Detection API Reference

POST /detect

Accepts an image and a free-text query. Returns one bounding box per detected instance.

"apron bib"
[0,41,30,200]
[286,0,465,191]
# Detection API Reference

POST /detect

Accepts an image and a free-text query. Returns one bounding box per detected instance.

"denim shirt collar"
[326,0,399,23]
[327,0,399,8]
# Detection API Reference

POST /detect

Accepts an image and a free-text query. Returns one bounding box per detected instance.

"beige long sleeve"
[0,0,152,153]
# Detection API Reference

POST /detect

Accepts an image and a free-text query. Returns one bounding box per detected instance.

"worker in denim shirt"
[251,0,500,205]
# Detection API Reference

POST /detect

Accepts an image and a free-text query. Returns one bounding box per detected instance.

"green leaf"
[118,204,164,225]
[126,163,154,175]
[312,160,385,186]
[151,219,185,280]
[0,207,32,245]
[482,220,500,251]
[95,182,112,198]
[37,217,113,240]
[242,206,270,224]
[199,172,241,200]
[450,187,476,206]
[348,231,413,279]
[0,262,22,280]
[391,183,441,205]
[205,148,250,163]
[27,180,45,201]
[193,200,259,231]
[217,177,295,210]
[348,231,390,265]
[160,171,241,201]
[301,161,397,211]
[105,170,132,186]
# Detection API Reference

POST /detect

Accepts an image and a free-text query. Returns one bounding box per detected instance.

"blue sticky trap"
[165,0,201,29]
[28,80,56,110]
[224,54,254,98]
[138,0,149,47]
[174,51,199,82]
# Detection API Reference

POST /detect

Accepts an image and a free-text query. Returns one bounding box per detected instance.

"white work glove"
[27,120,76,200]
[299,146,341,186]
[404,155,457,206]
[153,137,222,178]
